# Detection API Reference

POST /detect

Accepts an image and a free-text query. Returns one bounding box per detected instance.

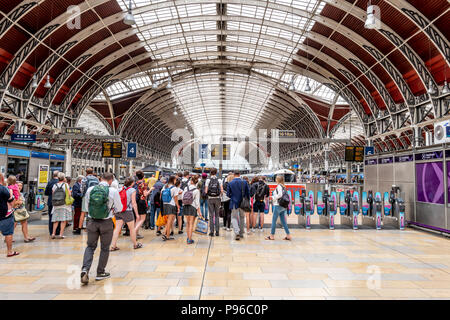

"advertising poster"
[38,164,49,189]
[415,162,444,204]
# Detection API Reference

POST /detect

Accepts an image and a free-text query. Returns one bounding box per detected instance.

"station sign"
[378,156,393,164]
[200,163,206,167]
[222,144,230,160]
[415,151,443,161]
[199,144,208,159]
[127,142,137,158]
[345,146,364,162]
[364,146,375,156]
[11,134,36,143]
[395,155,414,163]
[102,142,122,158]
[365,159,377,166]
[278,130,295,138]
[64,127,84,134]
[211,144,220,160]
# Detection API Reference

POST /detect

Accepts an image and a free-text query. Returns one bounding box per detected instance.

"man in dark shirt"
[72,176,84,234]
[0,173,18,257]
[45,171,60,235]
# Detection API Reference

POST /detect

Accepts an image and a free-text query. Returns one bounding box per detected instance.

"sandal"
[283,237,292,241]
[134,243,143,249]
[7,251,19,257]
[162,235,168,241]
[51,235,56,239]
[57,235,65,239]
[265,236,275,240]
[110,246,120,251]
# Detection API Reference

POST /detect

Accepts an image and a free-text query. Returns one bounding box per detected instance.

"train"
[243,169,306,197]
[141,165,176,180]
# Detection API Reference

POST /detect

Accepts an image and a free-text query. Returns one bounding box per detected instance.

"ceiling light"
[305,78,311,92]
[427,79,436,95]
[31,75,38,88]
[44,74,51,89]
[123,0,136,26]
[442,80,449,94]
[173,108,178,116]
[167,77,172,89]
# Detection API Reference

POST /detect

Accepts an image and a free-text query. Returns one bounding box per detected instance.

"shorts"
[183,205,197,217]
[0,215,14,236]
[162,203,177,216]
[137,199,147,215]
[115,210,134,223]
[253,201,265,213]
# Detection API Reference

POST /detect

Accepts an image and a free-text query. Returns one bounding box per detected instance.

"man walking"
[227,170,250,241]
[44,171,59,235]
[205,168,223,237]
[80,173,122,285]
[72,176,84,234]
[80,168,99,231]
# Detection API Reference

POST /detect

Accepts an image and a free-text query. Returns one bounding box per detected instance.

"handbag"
[156,213,168,227]
[239,180,251,212]
[14,196,30,222]
[65,184,74,206]
[219,205,224,218]
[194,217,208,235]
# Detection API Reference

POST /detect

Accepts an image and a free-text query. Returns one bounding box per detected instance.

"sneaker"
[156,231,162,236]
[95,272,111,281]
[187,239,195,244]
[150,227,155,230]
[170,231,174,236]
[215,232,219,237]
[136,234,144,240]
[235,235,240,241]
[72,229,81,235]
[80,270,89,285]
[178,230,183,235]
[209,232,214,237]
[222,226,227,230]
[227,228,231,231]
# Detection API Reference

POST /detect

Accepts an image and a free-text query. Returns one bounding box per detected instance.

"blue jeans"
[149,204,160,228]
[271,205,290,235]
[200,198,208,220]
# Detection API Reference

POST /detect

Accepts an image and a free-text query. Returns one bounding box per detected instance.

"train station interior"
[0,0,449,301]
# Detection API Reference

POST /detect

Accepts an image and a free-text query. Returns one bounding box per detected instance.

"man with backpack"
[81,173,122,285]
[252,176,270,231]
[147,176,165,232]
[205,168,223,237]
[79,168,99,232]
[197,173,209,221]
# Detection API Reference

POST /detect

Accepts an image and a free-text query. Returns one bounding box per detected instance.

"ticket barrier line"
[361,191,382,230]
[318,190,336,230]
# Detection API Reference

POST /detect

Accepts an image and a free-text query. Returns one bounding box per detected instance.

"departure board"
[345,146,355,162]
[222,144,230,160]
[102,142,122,158]
[345,146,365,162]
[354,146,364,162]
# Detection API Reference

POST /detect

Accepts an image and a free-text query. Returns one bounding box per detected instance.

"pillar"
[346,161,351,183]
[64,142,72,177]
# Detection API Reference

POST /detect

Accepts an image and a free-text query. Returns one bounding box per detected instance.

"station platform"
[1,215,449,300]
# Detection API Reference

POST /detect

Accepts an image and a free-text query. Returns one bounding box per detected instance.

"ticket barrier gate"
[340,190,359,229]
[362,191,382,229]
[297,190,312,229]
[383,186,405,230]
[319,190,336,230]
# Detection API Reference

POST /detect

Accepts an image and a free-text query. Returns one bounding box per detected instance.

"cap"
[202,173,207,179]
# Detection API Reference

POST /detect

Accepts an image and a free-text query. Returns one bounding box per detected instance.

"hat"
[202,173,207,179]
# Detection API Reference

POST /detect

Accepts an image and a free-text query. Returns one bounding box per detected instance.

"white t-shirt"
[162,185,179,206]
[52,182,71,210]
[182,184,200,209]
[272,184,285,206]
[205,176,223,198]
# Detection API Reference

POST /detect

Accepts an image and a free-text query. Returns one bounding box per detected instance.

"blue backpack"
[161,186,174,203]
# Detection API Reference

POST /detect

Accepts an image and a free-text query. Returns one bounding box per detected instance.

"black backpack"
[278,186,290,209]
[207,177,220,197]
[255,182,266,202]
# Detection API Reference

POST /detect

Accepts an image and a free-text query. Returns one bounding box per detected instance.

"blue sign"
[199,144,208,159]
[364,146,375,156]
[200,163,206,167]
[8,148,30,158]
[31,151,49,159]
[50,154,65,161]
[446,126,450,137]
[0,147,6,155]
[11,134,36,142]
[293,164,299,169]
[127,142,137,158]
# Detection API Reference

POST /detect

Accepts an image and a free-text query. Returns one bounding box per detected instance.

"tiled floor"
[0,213,449,300]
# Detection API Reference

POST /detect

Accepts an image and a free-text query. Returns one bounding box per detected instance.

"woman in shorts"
[14,182,35,242]
[110,177,143,251]
[161,176,179,241]
[181,175,202,244]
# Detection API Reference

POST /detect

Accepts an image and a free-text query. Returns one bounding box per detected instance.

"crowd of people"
[0,167,293,285]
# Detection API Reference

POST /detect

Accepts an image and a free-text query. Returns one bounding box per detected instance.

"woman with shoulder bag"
[14,182,35,243]
[265,175,292,241]
[182,175,202,244]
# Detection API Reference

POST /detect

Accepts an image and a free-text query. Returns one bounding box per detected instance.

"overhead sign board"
[364,146,375,156]
[278,130,296,138]
[102,142,122,158]
[345,146,364,162]
[199,144,208,159]
[64,127,84,134]
[222,144,230,160]
[11,134,36,143]
[127,142,137,158]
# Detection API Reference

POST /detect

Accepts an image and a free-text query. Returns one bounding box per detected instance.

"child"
[7,176,20,210]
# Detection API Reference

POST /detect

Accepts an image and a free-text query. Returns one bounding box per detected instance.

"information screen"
[102,142,122,158]
[345,146,355,162]
[354,146,364,162]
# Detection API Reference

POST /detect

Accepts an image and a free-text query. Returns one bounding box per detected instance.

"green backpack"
[88,185,110,219]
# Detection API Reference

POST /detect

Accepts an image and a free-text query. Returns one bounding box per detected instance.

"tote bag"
[65,184,74,206]
[194,217,208,235]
